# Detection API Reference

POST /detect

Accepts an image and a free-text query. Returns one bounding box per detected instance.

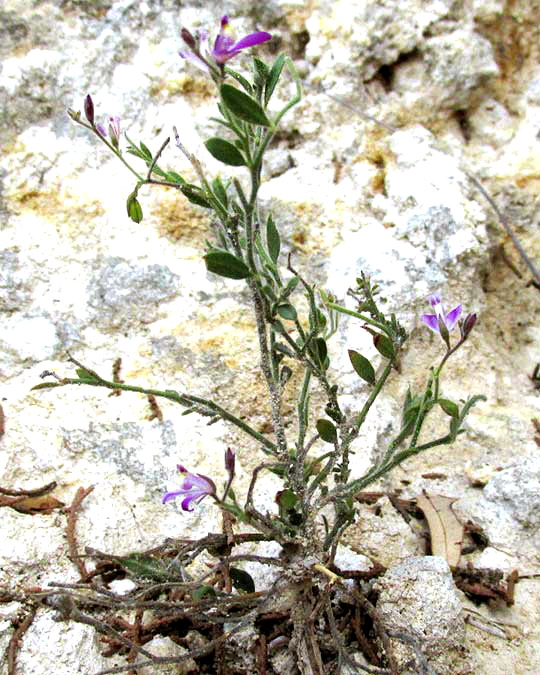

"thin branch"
[66,485,94,580]
[0,481,57,497]
[7,607,37,675]
[467,172,540,289]
[146,137,170,181]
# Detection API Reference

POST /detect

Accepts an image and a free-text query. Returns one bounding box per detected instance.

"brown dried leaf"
[416,493,464,568]
[10,495,65,514]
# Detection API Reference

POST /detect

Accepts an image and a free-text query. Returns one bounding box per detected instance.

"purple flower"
[97,115,121,148]
[180,15,272,73]
[422,293,462,335]
[162,465,217,512]
[212,16,272,64]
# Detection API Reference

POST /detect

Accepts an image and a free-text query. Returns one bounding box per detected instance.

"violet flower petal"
[421,314,440,332]
[445,304,462,330]
[179,49,210,72]
[230,32,272,51]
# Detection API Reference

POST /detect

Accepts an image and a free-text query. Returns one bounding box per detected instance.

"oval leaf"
[277,303,297,321]
[181,186,212,208]
[193,585,217,601]
[277,489,298,510]
[266,214,280,263]
[313,337,328,365]
[220,84,271,127]
[204,250,251,279]
[205,137,246,166]
[373,334,394,360]
[348,349,375,385]
[229,567,255,594]
[316,418,337,443]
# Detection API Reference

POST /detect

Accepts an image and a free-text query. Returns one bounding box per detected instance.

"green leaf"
[205,137,246,166]
[30,381,63,391]
[266,214,280,263]
[271,319,286,335]
[253,57,269,91]
[278,489,298,509]
[229,568,255,594]
[283,276,299,298]
[120,555,171,581]
[277,303,297,321]
[439,399,459,418]
[139,141,152,160]
[265,53,286,105]
[181,186,212,208]
[220,503,247,522]
[348,349,375,385]
[211,177,228,207]
[204,250,251,279]
[192,585,217,601]
[165,170,186,185]
[316,418,337,443]
[373,334,394,360]
[313,337,328,365]
[220,84,271,127]
[75,367,100,382]
[223,68,253,94]
[402,403,421,429]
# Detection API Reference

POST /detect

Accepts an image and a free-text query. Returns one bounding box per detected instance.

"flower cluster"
[163,448,235,512]
[180,15,272,75]
[422,293,477,347]
[162,465,217,512]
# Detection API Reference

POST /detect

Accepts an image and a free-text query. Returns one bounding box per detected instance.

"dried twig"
[0,481,57,497]
[324,596,390,675]
[7,607,37,675]
[66,486,95,579]
[146,394,163,421]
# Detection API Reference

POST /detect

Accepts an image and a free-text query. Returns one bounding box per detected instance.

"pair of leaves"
[227,54,286,108]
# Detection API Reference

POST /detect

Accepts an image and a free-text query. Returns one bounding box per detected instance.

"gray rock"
[375,556,468,675]
[88,257,180,329]
[455,456,540,555]
[0,249,33,312]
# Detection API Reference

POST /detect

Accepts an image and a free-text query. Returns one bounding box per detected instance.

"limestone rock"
[375,556,469,674]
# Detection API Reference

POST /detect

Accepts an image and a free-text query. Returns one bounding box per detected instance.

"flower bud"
[67,108,81,122]
[224,447,235,477]
[461,312,477,339]
[107,116,121,149]
[126,190,143,223]
[84,94,95,125]
[181,27,196,49]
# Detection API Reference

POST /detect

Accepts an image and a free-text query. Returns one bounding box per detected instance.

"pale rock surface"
[343,496,423,567]
[138,636,196,675]
[455,455,540,557]
[375,556,468,674]
[0,0,540,673]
